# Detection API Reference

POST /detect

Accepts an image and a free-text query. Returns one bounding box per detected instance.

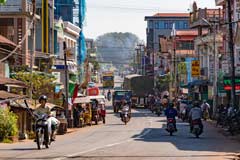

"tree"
[12,71,57,100]
[0,0,7,5]
[156,74,172,92]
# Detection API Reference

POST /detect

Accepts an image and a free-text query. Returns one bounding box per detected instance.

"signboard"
[222,60,229,74]
[191,60,200,77]
[178,62,187,74]
[223,76,240,90]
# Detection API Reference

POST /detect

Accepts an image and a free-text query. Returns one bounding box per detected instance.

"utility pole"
[63,42,69,120]
[227,0,236,108]
[213,12,218,117]
[30,0,36,100]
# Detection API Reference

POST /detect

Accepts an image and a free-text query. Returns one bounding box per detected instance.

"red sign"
[224,85,240,90]
[87,87,100,96]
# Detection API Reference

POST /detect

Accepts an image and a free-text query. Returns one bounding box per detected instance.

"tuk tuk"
[112,90,132,113]
[73,96,92,126]
[89,95,105,125]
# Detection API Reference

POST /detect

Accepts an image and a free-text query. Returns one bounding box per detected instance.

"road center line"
[52,115,153,160]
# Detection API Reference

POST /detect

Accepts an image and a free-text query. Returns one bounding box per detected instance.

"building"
[145,13,190,53]
[189,2,223,113]
[55,0,74,23]
[53,19,80,94]
[0,0,35,66]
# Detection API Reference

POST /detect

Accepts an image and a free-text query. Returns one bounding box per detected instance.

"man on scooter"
[164,101,178,131]
[34,95,57,141]
[189,101,203,134]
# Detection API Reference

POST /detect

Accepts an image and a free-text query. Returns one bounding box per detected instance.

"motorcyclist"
[201,100,210,120]
[189,101,203,134]
[164,101,178,131]
[107,90,111,101]
[99,101,106,124]
[34,95,56,141]
[120,100,131,119]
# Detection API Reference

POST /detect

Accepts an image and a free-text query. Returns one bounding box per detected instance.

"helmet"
[203,100,207,103]
[193,100,199,107]
[168,101,174,108]
[99,101,105,105]
[39,95,47,103]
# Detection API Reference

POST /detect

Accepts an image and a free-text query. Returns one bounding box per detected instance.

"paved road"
[0,105,240,160]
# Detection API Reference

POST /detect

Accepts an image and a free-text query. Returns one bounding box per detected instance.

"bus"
[102,71,114,88]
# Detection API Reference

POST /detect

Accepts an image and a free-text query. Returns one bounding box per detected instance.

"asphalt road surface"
[0,104,240,160]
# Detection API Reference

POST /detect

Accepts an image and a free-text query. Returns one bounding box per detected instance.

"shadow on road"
[133,125,240,154]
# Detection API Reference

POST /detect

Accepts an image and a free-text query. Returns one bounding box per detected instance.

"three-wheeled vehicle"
[73,96,92,126]
[112,90,132,113]
[89,95,106,125]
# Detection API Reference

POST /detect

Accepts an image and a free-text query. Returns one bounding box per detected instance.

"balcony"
[190,8,223,29]
[0,0,33,14]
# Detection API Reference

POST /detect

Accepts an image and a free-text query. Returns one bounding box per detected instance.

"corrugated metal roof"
[153,13,190,17]
[0,35,16,47]
[0,76,26,87]
[125,74,142,79]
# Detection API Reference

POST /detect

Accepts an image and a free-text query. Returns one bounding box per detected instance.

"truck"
[123,74,154,107]
[112,90,132,113]
[102,71,114,89]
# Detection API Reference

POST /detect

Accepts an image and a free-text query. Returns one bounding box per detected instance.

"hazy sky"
[84,0,218,41]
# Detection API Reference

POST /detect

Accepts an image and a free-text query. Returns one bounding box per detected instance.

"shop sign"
[223,76,240,90]
[178,62,187,74]
[191,60,200,77]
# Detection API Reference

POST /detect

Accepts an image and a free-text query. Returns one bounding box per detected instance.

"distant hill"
[96,32,140,68]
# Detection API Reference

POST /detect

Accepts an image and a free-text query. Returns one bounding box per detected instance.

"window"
[148,21,153,29]
[155,21,159,29]
[177,41,194,50]
[183,21,189,29]
[164,21,168,29]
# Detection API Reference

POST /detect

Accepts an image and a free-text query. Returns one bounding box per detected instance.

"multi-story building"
[145,13,190,53]
[0,0,35,66]
[55,0,74,23]
[189,2,223,109]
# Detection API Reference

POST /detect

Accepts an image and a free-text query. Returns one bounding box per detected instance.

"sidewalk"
[207,119,240,142]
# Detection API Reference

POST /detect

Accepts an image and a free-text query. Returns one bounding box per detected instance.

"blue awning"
[188,80,209,87]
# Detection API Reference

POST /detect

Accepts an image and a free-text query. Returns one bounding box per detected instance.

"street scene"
[0,0,240,160]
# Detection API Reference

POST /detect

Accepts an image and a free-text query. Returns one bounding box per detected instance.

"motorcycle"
[191,119,202,138]
[166,118,176,136]
[121,108,130,125]
[34,113,51,149]
[154,105,162,117]
[24,100,51,150]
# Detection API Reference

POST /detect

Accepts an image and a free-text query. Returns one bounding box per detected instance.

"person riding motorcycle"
[34,95,59,141]
[189,101,203,134]
[120,100,131,119]
[201,100,210,120]
[107,90,111,101]
[164,102,178,131]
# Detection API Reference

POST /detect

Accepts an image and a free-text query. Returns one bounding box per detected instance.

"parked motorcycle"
[166,118,176,136]
[191,119,202,138]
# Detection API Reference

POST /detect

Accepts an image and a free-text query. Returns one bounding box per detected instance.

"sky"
[83,0,218,41]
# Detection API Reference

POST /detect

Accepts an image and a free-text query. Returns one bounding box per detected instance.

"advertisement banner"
[191,60,200,77]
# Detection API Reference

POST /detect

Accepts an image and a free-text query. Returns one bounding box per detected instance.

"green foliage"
[156,74,172,91]
[12,71,57,100]
[2,138,13,143]
[0,109,18,141]
[0,0,7,5]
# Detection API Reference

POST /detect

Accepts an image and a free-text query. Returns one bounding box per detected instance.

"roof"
[125,74,142,79]
[0,76,26,87]
[153,13,189,17]
[0,35,16,47]
[176,30,199,36]
[74,96,92,104]
[0,91,25,100]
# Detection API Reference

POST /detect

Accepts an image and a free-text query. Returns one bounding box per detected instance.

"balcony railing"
[0,0,33,13]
